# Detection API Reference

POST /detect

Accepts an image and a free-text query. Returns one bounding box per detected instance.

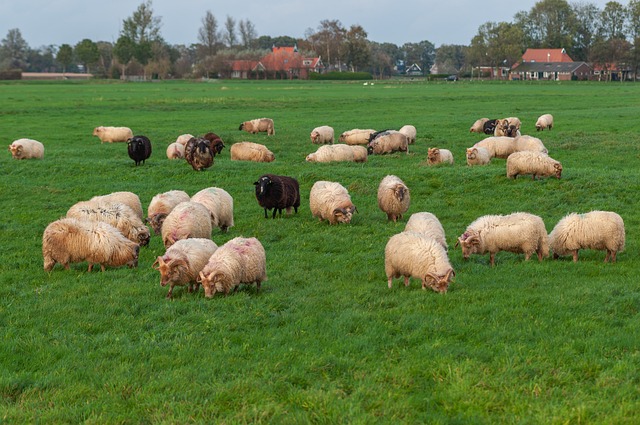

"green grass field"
[1,79,639,423]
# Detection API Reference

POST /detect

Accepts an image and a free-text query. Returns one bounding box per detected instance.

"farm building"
[225,45,323,80]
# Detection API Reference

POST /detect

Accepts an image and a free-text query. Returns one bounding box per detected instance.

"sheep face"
[554,163,563,179]
[152,257,186,287]
[506,125,519,137]
[394,185,407,202]
[332,207,355,224]
[253,176,272,198]
[466,148,476,160]
[199,271,229,298]
[146,213,167,235]
[8,144,22,157]
[456,232,481,259]
[424,268,455,293]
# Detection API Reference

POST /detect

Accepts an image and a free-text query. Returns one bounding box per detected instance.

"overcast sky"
[0,0,616,49]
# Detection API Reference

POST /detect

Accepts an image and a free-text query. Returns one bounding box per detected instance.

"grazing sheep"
[473,136,515,159]
[190,187,234,232]
[67,201,151,247]
[535,114,554,131]
[385,231,455,293]
[146,190,191,235]
[470,118,490,133]
[350,145,368,163]
[367,131,409,155]
[92,126,133,143]
[427,148,454,165]
[91,191,143,220]
[398,125,417,144]
[184,136,214,171]
[482,119,498,135]
[549,211,625,262]
[239,118,275,135]
[230,142,275,162]
[456,212,549,266]
[198,237,267,297]
[253,174,300,219]
[43,218,139,272]
[152,238,218,298]
[310,126,334,144]
[377,175,410,222]
[127,135,152,166]
[8,139,44,159]
[175,134,194,146]
[506,151,562,180]
[203,132,225,156]
[306,144,360,163]
[161,201,213,248]
[309,180,357,225]
[338,129,376,145]
[404,212,447,250]
[466,147,491,166]
[166,142,185,159]
[513,135,548,154]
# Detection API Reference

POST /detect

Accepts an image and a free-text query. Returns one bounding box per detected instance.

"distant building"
[226,45,323,80]
[521,48,574,63]
[405,63,423,76]
[510,48,592,81]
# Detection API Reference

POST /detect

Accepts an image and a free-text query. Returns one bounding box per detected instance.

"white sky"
[0,0,617,48]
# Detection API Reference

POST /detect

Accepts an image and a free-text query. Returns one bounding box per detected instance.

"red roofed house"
[521,48,574,63]
[227,45,323,80]
[510,48,592,81]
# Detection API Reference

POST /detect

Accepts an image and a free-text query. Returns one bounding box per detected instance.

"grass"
[1,78,640,423]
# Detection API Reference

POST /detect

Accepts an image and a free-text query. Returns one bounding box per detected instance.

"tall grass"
[1,79,639,423]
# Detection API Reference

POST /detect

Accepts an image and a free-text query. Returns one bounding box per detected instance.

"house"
[521,48,574,63]
[510,48,591,80]
[405,63,423,76]
[227,45,323,80]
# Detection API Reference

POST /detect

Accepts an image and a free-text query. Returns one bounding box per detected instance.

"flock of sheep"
[9,111,627,296]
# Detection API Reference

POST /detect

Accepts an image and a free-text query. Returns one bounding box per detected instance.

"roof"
[511,61,591,73]
[522,48,573,63]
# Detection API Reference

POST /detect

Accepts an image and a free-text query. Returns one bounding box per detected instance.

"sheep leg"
[572,250,579,263]
[272,208,277,219]
[387,276,393,289]
[403,276,410,287]
[490,253,496,267]
[537,248,544,262]
[256,281,261,293]
[87,263,94,272]
[166,286,174,299]
[610,251,617,263]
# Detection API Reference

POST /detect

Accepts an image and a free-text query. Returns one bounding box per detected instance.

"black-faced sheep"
[8,139,44,159]
[535,114,554,131]
[230,142,275,162]
[427,148,454,165]
[203,132,225,156]
[161,201,213,248]
[506,151,562,180]
[309,180,357,225]
[146,190,191,235]
[466,147,491,166]
[127,135,152,166]
[93,126,133,143]
[198,237,267,297]
[385,231,455,293]
[338,129,376,145]
[310,126,334,144]
[184,136,214,171]
[377,175,410,222]
[404,212,447,250]
[456,212,549,266]
[190,187,235,232]
[254,174,301,219]
[239,118,275,135]
[43,218,139,272]
[482,119,498,135]
[549,211,625,262]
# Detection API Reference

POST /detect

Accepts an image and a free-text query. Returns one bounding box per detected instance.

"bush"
[0,69,22,80]
[309,71,373,81]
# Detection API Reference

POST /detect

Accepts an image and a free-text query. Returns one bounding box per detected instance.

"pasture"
[1,79,639,423]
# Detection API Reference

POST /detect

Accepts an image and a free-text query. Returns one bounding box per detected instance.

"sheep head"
[199,271,228,298]
[456,231,481,259]
[466,148,476,160]
[427,148,439,163]
[153,257,187,287]
[146,213,167,235]
[554,163,563,179]
[254,175,272,198]
[394,184,407,202]
[425,268,455,293]
[332,207,353,224]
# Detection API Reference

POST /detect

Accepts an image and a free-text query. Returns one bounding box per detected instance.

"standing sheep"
[350,145,368,163]
[310,126,334,144]
[253,174,300,219]
[127,135,152,166]
[456,212,549,266]
[398,125,417,144]
[203,132,225,157]
[230,142,275,162]
[367,131,409,155]
[43,218,139,272]
[377,175,410,222]
[166,142,185,159]
[338,129,376,145]
[184,136,215,171]
[506,151,562,180]
[92,126,133,143]
[190,187,234,232]
[535,114,554,131]
[91,191,144,220]
[152,238,219,299]
[385,231,455,293]
[404,212,447,250]
[198,237,267,297]
[466,147,491,166]
[239,118,275,135]
[427,148,454,165]
[161,201,213,248]
[309,180,357,225]
[8,139,44,160]
[146,190,191,235]
[470,118,490,133]
[549,211,625,263]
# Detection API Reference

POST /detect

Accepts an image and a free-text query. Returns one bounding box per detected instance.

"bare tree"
[198,10,220,57]
[238,19,258,48]
[0,28,29,70]
[223,15,237,47]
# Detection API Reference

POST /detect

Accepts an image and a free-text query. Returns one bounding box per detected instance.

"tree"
[198,10,220,57]
[56,44,74,73]
[468,22,524,79]
[369,42,399,78]
[628,0,640,80]
[598,1,627,40]
[113,35,136,77]
[344,25,370,72]
[571,2,601,61]
[122,0,162,44]
[435,44,468,74]
[74,39,100,73]
[238,19,258,49]
[402,41,435,75]
[515,0,575,49]
[0,28,29,70]
[223,15,237,47]
[306,20,347,71]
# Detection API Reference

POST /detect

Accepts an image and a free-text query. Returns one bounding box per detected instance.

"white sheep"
[152,238,219,298]
[230,141,275,162]
[198,237,267,297]
[309,180,357,224]
[66,201,151,247]
[161,201,213,248]
[166,142,185,159]
[466,147,491,166]
[43,218,139,272]
[190,187,234,232]
[473,136,515,159]
[239,118,275,135]
[549,211,625,263]
[310,126,335,144]
[8,138,44,160]
[535,114,554,131]
[427,148,454,165]
[398,125,417,144]
[513,135,548,154]
[350,145,368,163]
[92,126,133,143]
[506,151,562,180]
[367,131,409,155]
[377,175,410,222]
[91,191,144,220]
[306,144,358,163]
[146,190,191,235]
[456,212,549,266]
[338,129,376,145]
[469,118,489,133]
[385,231,455,293]
[175,134,195,146]
[404,212,447,250]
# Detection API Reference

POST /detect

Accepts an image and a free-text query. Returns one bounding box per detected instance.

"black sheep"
[184,137,214,171]
[127,135,152,166]
[203,132,225,156]
[253,174,301,219]
[482,119,498,135]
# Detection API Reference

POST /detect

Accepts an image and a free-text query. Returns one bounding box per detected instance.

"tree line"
[1,0,640,79]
